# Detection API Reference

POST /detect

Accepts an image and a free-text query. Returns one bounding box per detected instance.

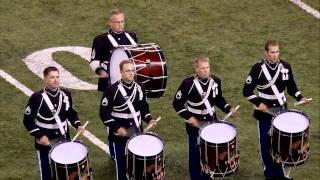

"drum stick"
[72,121,89,142]
[144,117,161,133]
[222,105,240,121]
[294,98,312,106]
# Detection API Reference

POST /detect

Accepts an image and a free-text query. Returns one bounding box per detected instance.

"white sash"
[117,84,140,128]
[261,64,285,105]
[107,32,137,47]
[193,79,214,116]
[41,92,66,136]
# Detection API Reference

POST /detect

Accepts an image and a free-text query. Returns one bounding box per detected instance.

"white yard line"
[0,69,110,155]
[290,0,320,19]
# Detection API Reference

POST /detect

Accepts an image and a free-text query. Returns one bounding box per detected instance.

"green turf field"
[0,0,319,179]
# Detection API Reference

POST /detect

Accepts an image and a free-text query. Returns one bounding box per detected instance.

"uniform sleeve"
[214,78,232,114]
[172,79,192,120]
[23,94,44,139]
[286,64,304,101]
[243,64,263,107]
[100,87,120,131]
[139,84,152,124]
[90,36,104,74]
[65,91,81,129]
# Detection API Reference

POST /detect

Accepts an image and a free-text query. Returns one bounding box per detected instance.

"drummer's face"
[196,61,210,79]
[121,63,135,82]
[44,70,60,90]
[109,13,125,33]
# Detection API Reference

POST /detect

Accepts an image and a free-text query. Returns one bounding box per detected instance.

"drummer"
[242,40,310,180]
[23,66,85,180]
[173,56,237,179]
[100,60,157,180]
[89,8,138,92]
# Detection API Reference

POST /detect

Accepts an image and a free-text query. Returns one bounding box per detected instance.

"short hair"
[109,9,124,20]
[43,66,59,77]
[264,40,279,51]
[194,56,210,68]
[119,60,133,71]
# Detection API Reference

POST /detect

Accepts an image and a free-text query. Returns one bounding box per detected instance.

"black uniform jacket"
[23,88,80,150]
[173,75,232,135]
[243,59,304,120]
[90,29,137,91]
[100,80,152,142]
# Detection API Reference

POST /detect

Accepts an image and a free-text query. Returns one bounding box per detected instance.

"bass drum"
[109,43,167,98]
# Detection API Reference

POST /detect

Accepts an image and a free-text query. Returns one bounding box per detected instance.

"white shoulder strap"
[124,32,137,45]
[41,92,66,135]
[107,34,119,47]
[117,84,140,128]
[261,64,285,105]
[193,79,214,116]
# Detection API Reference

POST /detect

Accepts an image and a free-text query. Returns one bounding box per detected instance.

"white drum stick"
[222,105,240,121]
[72,121,89,142]
[294,98,312,107]
[144,117,161,133]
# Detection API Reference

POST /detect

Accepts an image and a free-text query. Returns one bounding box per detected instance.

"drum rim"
[49,140,88,167]
[126,132,164,157]
[198,120,237,144]
[271,109,310,134]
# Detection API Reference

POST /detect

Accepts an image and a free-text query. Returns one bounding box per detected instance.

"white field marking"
[0,69,110,155]
[290,0,320,19]
[22,46,97,90]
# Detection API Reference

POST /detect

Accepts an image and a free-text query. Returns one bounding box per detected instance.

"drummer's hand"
[39,135,50,146]
[148,120,157,129]
[258,103,268,113]
[229,107,237,117]
[117,127,127,137]
[97,70,109,78]
[186,117,199,127]
[76,126,85,135]
[300,97,310,106]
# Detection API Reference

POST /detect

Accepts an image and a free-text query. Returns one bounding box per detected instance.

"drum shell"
[198,121,239,177]
[270,110,310,166]
[108,44,167,98]
[49,140,92,180]
[126,133,165,180]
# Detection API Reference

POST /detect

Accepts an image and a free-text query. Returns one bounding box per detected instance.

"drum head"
[127,134,163,157]
[109,47,129,84]
[273,111,309,133]
[50,141,87,164]
[200,122,237,144]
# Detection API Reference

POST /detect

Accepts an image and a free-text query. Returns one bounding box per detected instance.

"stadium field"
[0,0,319,179]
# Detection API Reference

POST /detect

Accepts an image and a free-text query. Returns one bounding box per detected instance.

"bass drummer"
[23,66,85,180]
[100,60,157,180]
[173,56,237,180]
[242,40,310,180]
[89,8,138,92]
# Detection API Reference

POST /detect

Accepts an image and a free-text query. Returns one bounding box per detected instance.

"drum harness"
[115,82,143,131]
[186,77,217,116]
[40,89,68,139]
[253,61,289,114]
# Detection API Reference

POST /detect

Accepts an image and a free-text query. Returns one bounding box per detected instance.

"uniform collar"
[108,29,124,36]
[264,58,279,69]
[44,87,60,97]
[120,79,134,89]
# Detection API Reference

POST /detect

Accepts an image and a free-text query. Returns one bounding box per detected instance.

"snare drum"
[126,132,165,180]
[270,109,310,166]
[49,140,92,180]
[198,121,239,178]
[109,43,167,98]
